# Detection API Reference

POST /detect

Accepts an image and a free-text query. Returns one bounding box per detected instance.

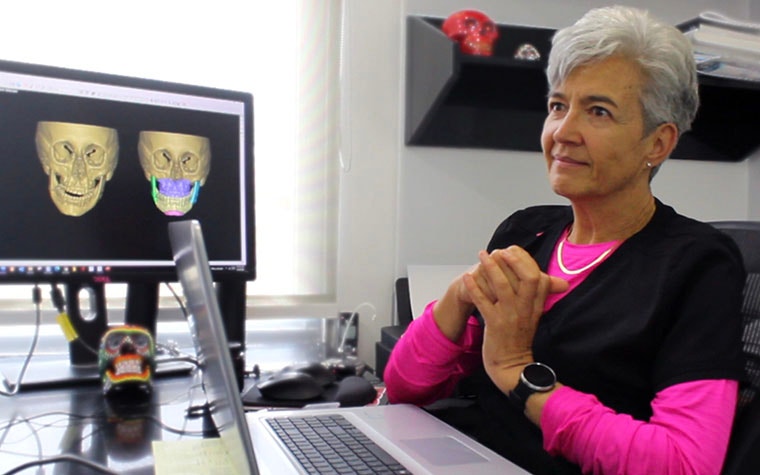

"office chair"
[709,221,760,474]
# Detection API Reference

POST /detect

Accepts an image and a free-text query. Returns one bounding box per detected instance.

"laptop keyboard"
[266,414,412,474]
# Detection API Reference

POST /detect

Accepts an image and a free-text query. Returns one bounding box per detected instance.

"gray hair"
[546,6,699,137]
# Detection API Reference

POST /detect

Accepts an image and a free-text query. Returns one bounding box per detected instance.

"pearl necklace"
[556,238,614,275]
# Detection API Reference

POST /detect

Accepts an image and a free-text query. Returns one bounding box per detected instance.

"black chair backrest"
[711,221,760,410]
[394,277,414,327]
[710,221,760,474]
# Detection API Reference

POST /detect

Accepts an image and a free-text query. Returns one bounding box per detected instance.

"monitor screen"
[0,58,255,284]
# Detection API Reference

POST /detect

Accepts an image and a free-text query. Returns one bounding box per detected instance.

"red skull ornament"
[442,10,499,56]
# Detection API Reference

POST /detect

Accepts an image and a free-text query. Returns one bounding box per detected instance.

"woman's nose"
[552,110,582,143]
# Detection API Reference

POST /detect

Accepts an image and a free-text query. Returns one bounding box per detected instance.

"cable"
[0,411,107,449]
[157,355,200,368]
[337,302,376,355]
[49,284,99,356]
[0,286,43,397]
[1,454,119,475]
[156,285,199,368]
[49,283,65,314]
[164,282,189,318]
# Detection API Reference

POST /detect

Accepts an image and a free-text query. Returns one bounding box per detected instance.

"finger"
[462,271,494,315]
[498,246,567,321]
[532,273,555,318]
[497,246,543,298]
[465,264,497,303]
[498,246,541,279]
[490,249,520,294]
[497,247,568,295]
[478,250,517,299]
[549,276,569,294]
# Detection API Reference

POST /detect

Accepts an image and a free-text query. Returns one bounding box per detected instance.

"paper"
[153,438,239,475]
[407,264,471,319]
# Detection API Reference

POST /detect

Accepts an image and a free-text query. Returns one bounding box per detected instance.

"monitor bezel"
[0,58,255,284]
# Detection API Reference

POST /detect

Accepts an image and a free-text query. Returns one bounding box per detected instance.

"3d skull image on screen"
[138,131,211,216]
[35,121,119,217]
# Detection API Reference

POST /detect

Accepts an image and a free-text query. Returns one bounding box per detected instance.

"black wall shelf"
[405,16,553,152]
[405,15,760,162]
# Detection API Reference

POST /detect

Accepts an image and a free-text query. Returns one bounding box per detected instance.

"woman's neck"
[568,195,656,244]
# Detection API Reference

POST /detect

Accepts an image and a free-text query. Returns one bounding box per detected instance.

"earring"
[646,162,653,168]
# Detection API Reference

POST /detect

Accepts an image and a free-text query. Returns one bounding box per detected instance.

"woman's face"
[541,55,658,203]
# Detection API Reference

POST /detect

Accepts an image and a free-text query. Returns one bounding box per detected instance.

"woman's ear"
[646,122,679,168]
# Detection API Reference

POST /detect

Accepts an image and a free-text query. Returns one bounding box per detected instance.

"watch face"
[523,362,556,390]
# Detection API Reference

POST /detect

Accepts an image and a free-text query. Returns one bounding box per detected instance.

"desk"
[0,316,353,474]
[0,373,210,474]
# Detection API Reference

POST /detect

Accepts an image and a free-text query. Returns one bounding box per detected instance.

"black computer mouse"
[284,361,336,387]
[256,371,325,401]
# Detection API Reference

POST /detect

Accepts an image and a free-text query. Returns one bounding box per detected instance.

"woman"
[384,6,745,474]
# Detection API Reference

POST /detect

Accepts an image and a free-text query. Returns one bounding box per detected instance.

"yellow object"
[152,439,239,475]
[56,312,78,342]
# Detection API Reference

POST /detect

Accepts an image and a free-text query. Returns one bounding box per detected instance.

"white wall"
[340,0,759,366]
[397,0,755,266]
[338,1,404,366]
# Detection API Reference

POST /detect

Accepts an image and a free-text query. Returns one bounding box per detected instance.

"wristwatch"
[508,362,557,411]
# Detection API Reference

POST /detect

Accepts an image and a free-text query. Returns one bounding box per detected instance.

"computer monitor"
[0,58,255,376]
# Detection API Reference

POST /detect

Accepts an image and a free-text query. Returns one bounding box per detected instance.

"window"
[0,1,341,312]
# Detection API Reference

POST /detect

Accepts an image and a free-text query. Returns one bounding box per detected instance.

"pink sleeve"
[542,379,738,474]
[383,301,483,406]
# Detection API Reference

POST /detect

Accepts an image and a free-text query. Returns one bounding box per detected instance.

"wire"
[337,301,377,355]
[49,283,99,356]
[153,286,199,368]
[1,454,119,475]
[0,405,207,455]
[157,356,200,368]
[0,285,43,397]
[164,282,189,318]
[49,283,65,313]
[72,330,99,356]
[0,411,108,448]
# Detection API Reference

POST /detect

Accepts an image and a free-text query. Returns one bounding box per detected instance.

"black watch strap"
[508,362,557,411]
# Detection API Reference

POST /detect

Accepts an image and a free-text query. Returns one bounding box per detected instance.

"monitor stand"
[15,282,193,390]
[66,281,108,367]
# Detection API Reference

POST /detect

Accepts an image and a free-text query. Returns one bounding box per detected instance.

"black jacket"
[449,200,745,473]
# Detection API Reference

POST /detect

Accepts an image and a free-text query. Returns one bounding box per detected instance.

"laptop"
[168,220,529,475]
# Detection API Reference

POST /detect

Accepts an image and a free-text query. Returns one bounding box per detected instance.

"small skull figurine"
[99,325,156,398]
[442,10,499,56]
[138,130,211,216]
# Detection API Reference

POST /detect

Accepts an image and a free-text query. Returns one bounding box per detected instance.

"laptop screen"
[168,219,258,475]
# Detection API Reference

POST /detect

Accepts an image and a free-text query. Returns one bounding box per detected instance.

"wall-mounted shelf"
[405,15,760,162]
[673,77,760,161]
[405,16,553,152]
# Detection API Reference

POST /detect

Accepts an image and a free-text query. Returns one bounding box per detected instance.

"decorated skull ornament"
[138,131,211,216]
[441,10,499,56]
[35,121,119,216]
[99,325,156,397]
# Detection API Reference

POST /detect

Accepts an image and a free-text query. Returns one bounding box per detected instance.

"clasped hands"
[463,246,568,394]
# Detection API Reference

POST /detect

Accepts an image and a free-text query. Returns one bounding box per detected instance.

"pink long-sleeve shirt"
[384,301,738,474]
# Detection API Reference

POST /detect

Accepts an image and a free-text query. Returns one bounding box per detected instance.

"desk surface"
[0,316,349,474]
[0,373,212,475]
